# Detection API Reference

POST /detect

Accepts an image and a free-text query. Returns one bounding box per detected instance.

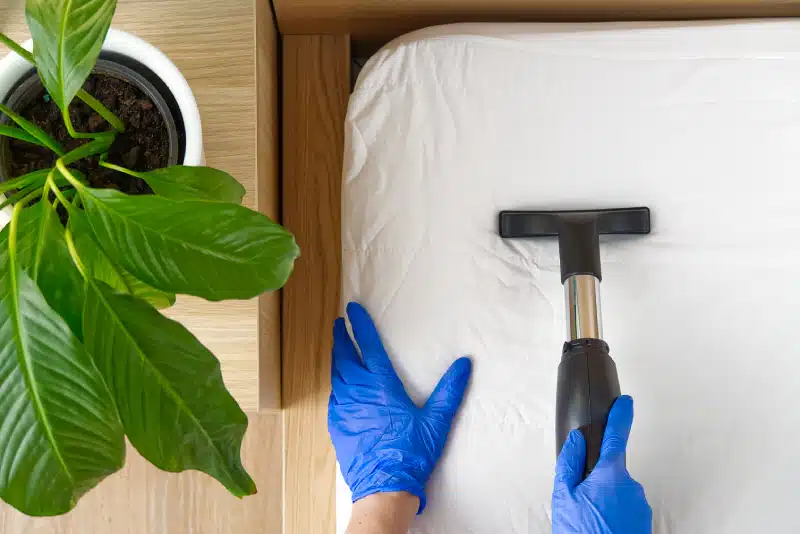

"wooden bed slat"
[282,34,350,534]
[257,0,282,412]
[273,0,800,42]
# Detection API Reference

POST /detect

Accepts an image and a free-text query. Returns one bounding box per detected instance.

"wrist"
[347,492,420,534]
[349,462,428,513]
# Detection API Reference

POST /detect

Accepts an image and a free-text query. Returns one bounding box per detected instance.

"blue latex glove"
[328,302,472,513]
[552,395,652,534]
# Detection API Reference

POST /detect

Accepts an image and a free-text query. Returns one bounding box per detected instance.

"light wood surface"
[0,1,284,533]
[273,0,800,42]
[282,34,350,534]
[0,0,275,410]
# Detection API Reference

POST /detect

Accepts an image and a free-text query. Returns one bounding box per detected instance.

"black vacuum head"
[499,207,651,282]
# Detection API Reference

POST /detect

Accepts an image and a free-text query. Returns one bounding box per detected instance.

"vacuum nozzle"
[500,206,650,475]
[499,207,650,282]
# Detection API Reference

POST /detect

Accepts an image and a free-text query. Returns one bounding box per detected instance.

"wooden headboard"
[273,0,800,43]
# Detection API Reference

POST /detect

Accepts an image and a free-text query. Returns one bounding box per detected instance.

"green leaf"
[83,282,256,496]
[78,188,299,301]
[0,254,125,516]
[13,202,85,338]
[0,124,48,148]
[119,274,176,309]
[25,0,118,110]
[61,135,115,166]
[136,166,247,204]
[0,30,124,132]
[0,104,64,155]
[70,213,176,309]
[0,185,41,212]
[0,169,52,196]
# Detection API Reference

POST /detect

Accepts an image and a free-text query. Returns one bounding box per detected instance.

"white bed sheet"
[339,21,800,534]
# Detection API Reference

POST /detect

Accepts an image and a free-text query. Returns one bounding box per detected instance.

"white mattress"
[339,21,800,534]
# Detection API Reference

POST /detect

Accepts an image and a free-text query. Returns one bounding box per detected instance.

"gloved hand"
[552,395,652,534]
[328,302,472,514]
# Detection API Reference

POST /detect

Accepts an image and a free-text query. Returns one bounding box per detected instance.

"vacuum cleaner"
[499,207,650,476]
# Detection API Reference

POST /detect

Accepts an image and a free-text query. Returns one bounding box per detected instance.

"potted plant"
[0,0,299,517]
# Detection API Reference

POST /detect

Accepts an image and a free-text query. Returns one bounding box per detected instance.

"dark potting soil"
[7,74,170,194]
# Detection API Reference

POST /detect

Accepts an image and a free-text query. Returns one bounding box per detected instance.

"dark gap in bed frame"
[351,56,369,91]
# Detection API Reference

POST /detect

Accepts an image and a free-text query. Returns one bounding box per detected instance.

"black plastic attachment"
[556,339,621,477]
[499,208,650,282]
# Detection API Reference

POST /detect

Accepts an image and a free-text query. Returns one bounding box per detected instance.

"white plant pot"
[0,28,204,228]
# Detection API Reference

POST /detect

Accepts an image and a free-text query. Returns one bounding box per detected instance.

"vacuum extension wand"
[499,207,650,477]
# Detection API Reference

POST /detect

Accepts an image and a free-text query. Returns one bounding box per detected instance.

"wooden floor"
[282,34,350,534]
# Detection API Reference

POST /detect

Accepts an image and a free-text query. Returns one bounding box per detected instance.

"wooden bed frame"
[277,2,800,533]
[282,34,350,533]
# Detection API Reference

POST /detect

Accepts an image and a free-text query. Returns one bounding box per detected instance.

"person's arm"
[346,492,419,534]
[328,302,472,525]
[552,395,652,534]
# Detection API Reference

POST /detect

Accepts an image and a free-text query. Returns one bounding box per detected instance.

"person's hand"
[552,395,652,534]
[328,302,472,514]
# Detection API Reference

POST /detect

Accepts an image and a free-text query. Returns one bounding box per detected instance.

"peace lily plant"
[0,0,298,516]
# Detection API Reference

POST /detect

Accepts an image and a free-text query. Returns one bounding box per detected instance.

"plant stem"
[98,159,143,179]
[62,107,99,140]
[0,32,33,63]
[53,168,89,280]
[61,135,115,166]
[2,187,43,355]
[55,160,85,191]
[0,32,125,133]
[0,104,64,156]
[28,181,55,280]
[77,90,125,133]
[53,188,77,206]
[63,227,88,278]
[68,190,82,209]
[48,168,75,204]
[45,170,83,232]
[8,189,42,246]
[8,196,23,269]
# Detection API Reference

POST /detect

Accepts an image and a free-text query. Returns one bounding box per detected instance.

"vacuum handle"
[555,339,621,478]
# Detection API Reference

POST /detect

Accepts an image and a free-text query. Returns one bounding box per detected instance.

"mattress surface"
[340,21,800,534]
